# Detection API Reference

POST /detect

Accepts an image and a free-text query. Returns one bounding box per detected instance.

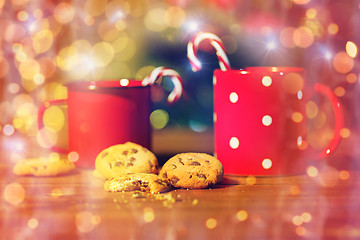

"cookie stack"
[95,142,224,194]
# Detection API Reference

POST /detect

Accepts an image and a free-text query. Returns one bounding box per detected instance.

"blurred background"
[0,0,359,168]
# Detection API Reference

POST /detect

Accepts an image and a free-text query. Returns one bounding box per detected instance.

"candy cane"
[187,32,231,72]
[142,67,183,104]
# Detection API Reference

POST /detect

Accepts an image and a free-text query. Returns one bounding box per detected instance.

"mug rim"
[215,66,304,74]
[66,79,148,89]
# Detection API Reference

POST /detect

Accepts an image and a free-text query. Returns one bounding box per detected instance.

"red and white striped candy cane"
[187,32,231,72]
[142,67,183,104]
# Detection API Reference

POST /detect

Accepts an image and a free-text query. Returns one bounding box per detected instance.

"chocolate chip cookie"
[159,153,224,189]
[104,173,171,194]
[13,157,75,176]
[95,142,159,179]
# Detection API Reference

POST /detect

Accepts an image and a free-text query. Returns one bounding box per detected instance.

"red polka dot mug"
[213,67,343,175]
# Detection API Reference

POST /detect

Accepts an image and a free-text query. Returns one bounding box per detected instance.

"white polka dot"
[297,136,303,146]
[262,158,272,169]
[229,92,238,103]
[297,90,303,100]
[262,115,272,126]
[229,137,239,149]
[120,79,129,86]
[262,76,272,87]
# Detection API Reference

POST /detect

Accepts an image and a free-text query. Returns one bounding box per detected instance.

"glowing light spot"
[236,210,248,222]
[291,112,304,123]
[245,176,256,185]
[229,92,239,103]
[240,71,248,74]
[327,23,339,35]
[306,8,317,18]
[266,41,276,50]
[54,2,75,24]
[292,215,303,226]
[262,115,272,126]
[164,6,186,28]
[324,51,332,60]
[143,207,155,223]
[8,83,20,94]
[33,73,45,85]
[334,86,346,97]
[262,76,272,87]
[333,51,354,74]
[346,41,358,58]
[189,120,208,133]
[293,26,314,48]
[17,11,28,21]
[306,166,318,177]
[90,42,115,67]
[339,170,350,180]
[340,128,351,138]
[296,226,306,236]
[3,124,15,136]
[92,215,102,226]
[205,218,217,229]
[282,72,304,94]
[68,151,80,163]
[28,218,39,229]
[120,79,129,87]
[213,112,217,122]
[43,105,65,132]
[326,149,331,154]
[184,20,200,32]
[19,58,40,80]
[33,29,54,54]
[229,137,239,149]
[346,73,357,83]
[3,182,25,205]
[76,211,96,233]
[262,158,272,169]
[144,8,167,32]
[150,109,169,130]
[301,212,312,223]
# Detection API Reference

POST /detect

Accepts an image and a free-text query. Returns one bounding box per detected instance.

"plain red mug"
[213,67,343,175]
[38,79,174,168]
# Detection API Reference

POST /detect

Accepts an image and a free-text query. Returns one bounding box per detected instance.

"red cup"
[38,80,152,168]
[213,67,343,175]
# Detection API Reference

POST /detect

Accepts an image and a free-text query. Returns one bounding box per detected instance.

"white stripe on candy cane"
[142,67,183,104]
[187,32,231,72]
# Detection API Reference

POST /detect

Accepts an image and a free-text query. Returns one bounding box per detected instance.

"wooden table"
[1,162,359,240]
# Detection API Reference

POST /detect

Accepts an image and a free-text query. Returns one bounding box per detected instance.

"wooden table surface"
[1,161,359,240]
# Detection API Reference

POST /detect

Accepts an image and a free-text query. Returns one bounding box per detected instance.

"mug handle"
[309,83,344,159]
[38,99,68,153]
